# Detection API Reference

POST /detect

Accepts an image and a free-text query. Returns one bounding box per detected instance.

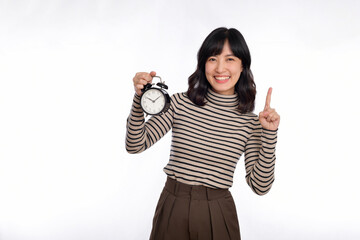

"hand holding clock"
[133,71,157,96]
[132,71,171,116]
[259,87,280,131]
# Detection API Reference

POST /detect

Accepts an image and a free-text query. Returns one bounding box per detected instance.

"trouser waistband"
[164,177,230,201]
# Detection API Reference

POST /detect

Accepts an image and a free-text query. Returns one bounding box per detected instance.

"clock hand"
[154,96,161,102]
[146,97,155,103]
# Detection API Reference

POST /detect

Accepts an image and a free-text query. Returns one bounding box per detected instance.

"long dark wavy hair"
[187,27,256,113]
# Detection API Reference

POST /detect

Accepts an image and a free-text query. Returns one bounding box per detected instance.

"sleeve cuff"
[133,93,141,104]
[262,128,278,133]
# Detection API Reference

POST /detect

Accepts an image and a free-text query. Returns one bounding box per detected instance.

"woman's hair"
[187,27,256,113]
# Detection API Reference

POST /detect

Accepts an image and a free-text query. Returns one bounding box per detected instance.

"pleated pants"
[149,177,241,240]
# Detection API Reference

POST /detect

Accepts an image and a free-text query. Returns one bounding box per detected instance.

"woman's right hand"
[133,71,156,96]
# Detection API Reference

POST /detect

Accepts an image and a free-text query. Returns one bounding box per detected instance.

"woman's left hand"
[259,87,280,131]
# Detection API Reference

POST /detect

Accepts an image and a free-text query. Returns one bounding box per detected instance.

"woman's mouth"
[214,76,230,83]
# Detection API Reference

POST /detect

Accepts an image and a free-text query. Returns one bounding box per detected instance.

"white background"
[1,0,360,239]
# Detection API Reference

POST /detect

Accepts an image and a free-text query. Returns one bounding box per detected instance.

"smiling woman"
[126,27,280,240]
[188,27,256,114]
[205,40,243,95]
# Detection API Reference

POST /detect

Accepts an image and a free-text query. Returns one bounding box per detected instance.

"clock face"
[141,88,166,115]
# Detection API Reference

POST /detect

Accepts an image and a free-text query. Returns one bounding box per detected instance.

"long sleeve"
[244,118,277,195]
[125,93,176,154]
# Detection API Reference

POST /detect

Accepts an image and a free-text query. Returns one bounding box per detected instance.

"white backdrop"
[1,0,360,239]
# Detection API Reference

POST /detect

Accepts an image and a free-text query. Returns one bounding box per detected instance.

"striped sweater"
[126,89,277,195]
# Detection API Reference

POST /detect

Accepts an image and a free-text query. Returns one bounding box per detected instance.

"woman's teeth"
[215,76,230,81]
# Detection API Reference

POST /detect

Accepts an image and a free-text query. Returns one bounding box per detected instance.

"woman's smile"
[214,75,231,83]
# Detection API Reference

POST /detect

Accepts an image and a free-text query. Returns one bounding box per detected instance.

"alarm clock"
[140,76,170,116]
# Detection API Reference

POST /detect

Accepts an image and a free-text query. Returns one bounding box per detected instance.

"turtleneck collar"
[205,88,239,109]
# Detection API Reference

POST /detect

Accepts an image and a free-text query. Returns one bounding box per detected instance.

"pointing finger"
[265,87,272,109]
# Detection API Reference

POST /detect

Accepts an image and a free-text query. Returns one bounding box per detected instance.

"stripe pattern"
[126,89,277,195]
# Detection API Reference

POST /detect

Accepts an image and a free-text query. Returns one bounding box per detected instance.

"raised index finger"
[265,87,272,109]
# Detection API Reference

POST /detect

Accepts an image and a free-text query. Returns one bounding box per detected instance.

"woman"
[126,27,280,240]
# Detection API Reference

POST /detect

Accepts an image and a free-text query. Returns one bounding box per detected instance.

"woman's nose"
[215,60,225,73]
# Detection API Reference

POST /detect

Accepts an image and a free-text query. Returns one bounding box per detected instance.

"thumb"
[150,71,156,77]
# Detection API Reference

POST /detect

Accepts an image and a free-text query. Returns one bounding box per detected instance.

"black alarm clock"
[140,76,170,116]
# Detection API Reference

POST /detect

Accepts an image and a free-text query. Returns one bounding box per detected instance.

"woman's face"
[205,40,243,95]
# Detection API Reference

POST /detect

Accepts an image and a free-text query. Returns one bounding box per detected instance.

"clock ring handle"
[152,76,162,82]
[141,76,168,93]
[153,76,168,90]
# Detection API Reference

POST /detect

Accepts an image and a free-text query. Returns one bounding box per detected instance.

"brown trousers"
[150,177,241,240]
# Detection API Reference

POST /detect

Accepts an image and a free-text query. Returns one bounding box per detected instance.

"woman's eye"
[208,57,216,61]
[227,58,235,61]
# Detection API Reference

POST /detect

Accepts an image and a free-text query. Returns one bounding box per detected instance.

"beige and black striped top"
[126,89,277,195]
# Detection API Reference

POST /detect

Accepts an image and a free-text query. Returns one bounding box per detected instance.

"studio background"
[1,0,359,239]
